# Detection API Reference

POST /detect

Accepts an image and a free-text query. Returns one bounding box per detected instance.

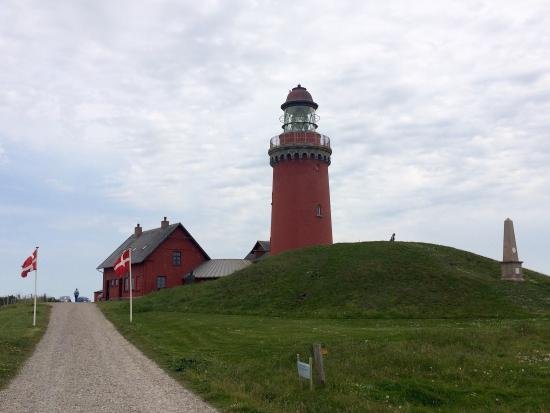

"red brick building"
[97,217,210,300]
[268,85,333,255]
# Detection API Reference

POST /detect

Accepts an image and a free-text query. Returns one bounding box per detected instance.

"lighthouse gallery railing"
[270,132,331,150]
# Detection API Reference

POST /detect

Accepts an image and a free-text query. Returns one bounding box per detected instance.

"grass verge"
[0,302,50,389]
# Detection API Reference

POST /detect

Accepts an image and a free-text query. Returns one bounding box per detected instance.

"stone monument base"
[501,261,524,281]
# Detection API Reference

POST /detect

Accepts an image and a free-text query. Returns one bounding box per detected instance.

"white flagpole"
[129,248,133,323]
[33,247,39,327]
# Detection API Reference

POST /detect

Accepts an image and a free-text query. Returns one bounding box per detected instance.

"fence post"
[309,356,313,390]
[311,343,326,386]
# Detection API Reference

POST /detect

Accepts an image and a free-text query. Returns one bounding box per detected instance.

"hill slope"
[132,242,550,319]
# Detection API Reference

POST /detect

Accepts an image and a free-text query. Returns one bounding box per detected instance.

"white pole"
[129,248,133,323]
[33,247,38,327]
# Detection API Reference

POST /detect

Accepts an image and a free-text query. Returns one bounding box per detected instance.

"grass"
[0,302,50,389]
[122,242,550,319]
[99,311,550,412]
[99,242,550,412]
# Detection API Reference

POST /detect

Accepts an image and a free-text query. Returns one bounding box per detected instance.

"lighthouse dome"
[281,84,318,110]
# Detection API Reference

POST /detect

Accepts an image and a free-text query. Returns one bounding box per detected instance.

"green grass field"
[100,242,550,412]
[0,302,50,389]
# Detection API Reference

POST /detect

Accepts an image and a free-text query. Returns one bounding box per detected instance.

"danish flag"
[21,249,38,278]
[114,249,131,277]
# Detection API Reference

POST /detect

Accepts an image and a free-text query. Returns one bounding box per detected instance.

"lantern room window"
[282,105,318,132]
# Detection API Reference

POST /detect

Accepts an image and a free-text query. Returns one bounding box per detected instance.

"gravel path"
[0,303,217,412]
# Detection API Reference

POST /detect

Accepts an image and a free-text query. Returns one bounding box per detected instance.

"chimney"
[135,223,142,237]
[161,216,169,229]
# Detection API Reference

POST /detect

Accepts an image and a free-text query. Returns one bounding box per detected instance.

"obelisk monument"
[501,218,524,281]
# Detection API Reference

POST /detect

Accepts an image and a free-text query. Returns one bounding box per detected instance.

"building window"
[172,250,182,266]
[316,204,322,217]
[124,277,129,292]
[156,276,167,289]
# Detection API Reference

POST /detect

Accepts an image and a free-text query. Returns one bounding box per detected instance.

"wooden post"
[311,343,326,386]
[297,354,302,389]
[309,356,313,390]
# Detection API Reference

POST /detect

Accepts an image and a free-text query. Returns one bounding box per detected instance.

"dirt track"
[0,303,216,412]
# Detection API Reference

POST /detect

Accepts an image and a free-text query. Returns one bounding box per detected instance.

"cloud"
[0,143,6,164]
[1,0,550,297]
[44,178,74,193]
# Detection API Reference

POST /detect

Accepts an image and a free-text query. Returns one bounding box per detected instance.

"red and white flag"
[114,249,131,277]
[21,249,38,278]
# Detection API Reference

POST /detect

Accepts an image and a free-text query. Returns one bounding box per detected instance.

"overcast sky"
[1,0,549,299]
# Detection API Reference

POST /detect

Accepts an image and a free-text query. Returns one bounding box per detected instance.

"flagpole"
[33,247,39,327]
[129,248,133,323]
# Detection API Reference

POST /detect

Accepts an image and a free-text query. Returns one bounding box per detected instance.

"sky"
[1,0,549,299]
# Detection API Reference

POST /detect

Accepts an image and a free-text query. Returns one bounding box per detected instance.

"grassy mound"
[131,242,550,319]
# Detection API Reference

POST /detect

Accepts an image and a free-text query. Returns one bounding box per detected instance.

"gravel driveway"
[0,303,217,412]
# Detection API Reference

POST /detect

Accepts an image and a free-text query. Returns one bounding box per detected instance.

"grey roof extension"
[97,223,210,269]
[191,259,251,279]
[244,240,271,260]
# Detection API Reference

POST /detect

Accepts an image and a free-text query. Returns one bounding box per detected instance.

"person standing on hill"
[389,233,396,242]
[74,288,79,303]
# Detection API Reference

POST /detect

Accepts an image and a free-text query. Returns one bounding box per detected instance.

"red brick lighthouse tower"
[269,85,333,255]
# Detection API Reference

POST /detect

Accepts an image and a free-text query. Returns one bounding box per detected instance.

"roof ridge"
[141,222,179,233]
[97,222,209,269]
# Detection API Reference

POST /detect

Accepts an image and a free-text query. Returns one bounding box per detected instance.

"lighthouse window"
[316,204,322,217]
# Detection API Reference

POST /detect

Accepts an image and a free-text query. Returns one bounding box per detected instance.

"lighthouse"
[268,85,333,255]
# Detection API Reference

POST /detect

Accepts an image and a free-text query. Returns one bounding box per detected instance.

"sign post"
[297,354,313,390]
[311,343,326,386]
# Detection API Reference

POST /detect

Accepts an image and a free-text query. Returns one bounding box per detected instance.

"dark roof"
[281,85,318,110]
[97,223,209,269]
[191,259,251,279]
[244,240,271,261]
